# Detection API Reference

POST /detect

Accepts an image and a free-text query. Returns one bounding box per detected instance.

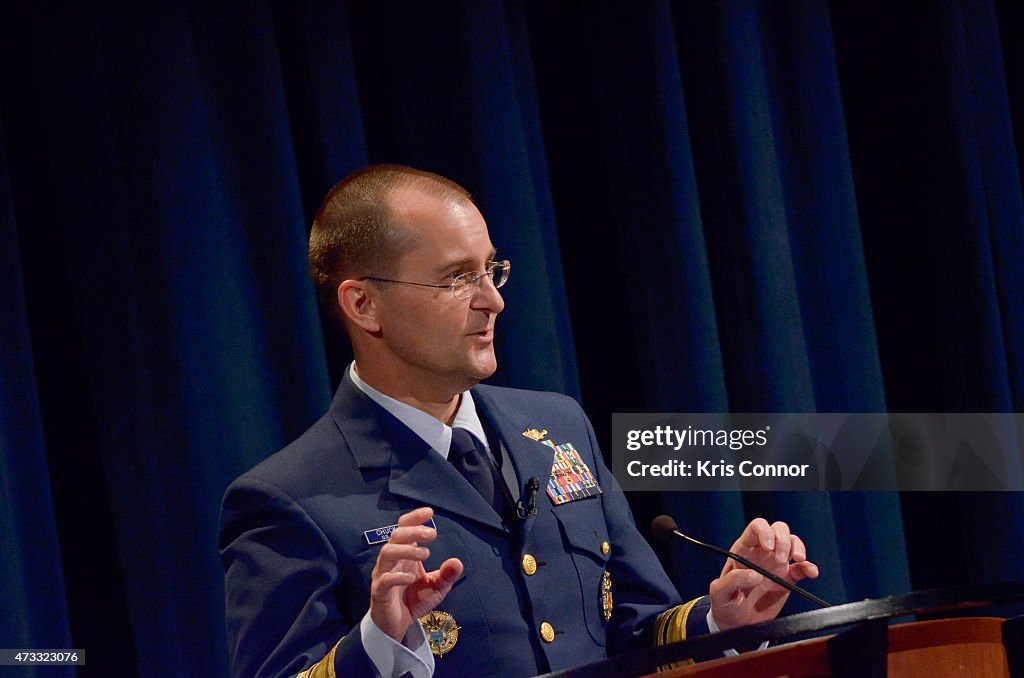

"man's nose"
[471,273,505,313]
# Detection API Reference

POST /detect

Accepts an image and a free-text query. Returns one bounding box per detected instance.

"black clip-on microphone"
[651,514,830,609]
[515,477,540,519]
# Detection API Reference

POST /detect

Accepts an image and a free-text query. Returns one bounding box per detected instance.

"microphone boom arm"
[652,515,830,609]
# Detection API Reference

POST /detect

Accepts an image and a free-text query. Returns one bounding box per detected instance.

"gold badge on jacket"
[420,610,461,657]
[522,428,548,441]
[601,571,614,622]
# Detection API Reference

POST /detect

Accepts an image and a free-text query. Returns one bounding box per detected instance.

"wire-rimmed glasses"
[360,260,510,300]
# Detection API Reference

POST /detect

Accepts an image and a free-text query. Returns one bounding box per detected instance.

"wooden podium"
[539,582,1024,678]
[659,617,1010,677]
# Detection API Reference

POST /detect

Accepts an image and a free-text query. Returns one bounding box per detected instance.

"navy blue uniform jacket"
[220,375,710,677]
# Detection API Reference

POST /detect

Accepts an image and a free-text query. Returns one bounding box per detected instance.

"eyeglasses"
[360,260,510,300]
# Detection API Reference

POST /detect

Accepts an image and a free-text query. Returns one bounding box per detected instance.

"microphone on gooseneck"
[651,515,830,609]
[516,477,541,519]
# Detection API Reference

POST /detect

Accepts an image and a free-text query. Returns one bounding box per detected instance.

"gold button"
[601,541,610,556]
[522,554,538,576]
[540,622,555,643]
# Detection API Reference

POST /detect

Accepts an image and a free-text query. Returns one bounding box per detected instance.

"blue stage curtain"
[0,1,1021,674]
[0,114,74,678]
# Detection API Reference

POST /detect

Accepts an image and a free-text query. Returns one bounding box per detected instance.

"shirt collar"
[349,362,489,459]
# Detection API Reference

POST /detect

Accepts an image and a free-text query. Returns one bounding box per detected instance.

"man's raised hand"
[369,507,463,641]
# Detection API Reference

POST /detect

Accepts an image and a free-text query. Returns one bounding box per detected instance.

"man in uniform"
[219,165,818,677]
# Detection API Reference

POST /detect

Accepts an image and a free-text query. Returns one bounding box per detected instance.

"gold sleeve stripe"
[295,638,340,678]
[653,598,701,671]
[654,605,678,646]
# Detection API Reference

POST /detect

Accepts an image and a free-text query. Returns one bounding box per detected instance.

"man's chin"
[468,367,497,384]
[466,357,498,383]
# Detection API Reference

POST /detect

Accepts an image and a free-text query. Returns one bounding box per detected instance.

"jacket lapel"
[472,387,557,543]
[330,373,508,534]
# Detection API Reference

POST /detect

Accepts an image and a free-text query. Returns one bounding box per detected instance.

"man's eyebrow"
[434,249,499,273]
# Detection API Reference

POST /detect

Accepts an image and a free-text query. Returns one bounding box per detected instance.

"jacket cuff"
[295,626,377,678]
[652,596,713,670]
[294,640,340,678]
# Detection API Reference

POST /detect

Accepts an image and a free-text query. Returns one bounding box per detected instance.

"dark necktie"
[448,427,506,516]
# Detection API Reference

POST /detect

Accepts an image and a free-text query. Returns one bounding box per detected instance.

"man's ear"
[338,280,381,333]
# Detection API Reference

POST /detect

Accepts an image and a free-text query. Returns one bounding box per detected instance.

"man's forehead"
[386,187,495,263]
[390,188,491,243]
[388,186,475,223]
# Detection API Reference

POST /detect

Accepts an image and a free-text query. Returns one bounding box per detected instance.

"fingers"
[380,509,439,567]
[712,523,819,630]
[375,570,419,590]
[370,508,458,640]
[783,534,818,581]
[372,543,428,601]
[437,557,464,585]
[735,519,802,562]
[710,568,764,600]
[388,507,439,546]
[372,507,438,581]
[411,558,464,607]
[388,524,438,546]
[406,558,465,619]
[733,517,772,551]
[397,506,434,526]
[770,521,791,565]
[790,535,807,562]
[375,543,430,572]
[371,509,466,596]
[726,520,817,588]
[790,560,819,582]
[708,568,766,632]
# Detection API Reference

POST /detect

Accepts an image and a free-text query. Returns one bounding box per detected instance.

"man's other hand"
[708,518,819,631]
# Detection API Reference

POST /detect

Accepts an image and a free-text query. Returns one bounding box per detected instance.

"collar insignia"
[522,428,548,442]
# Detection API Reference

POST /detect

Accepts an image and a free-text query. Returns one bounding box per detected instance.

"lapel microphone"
[516,477,541,519]
[651,515,830,608]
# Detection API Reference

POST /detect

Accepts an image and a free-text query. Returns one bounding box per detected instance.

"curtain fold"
[350,1,580,397]
[0,115,75,678]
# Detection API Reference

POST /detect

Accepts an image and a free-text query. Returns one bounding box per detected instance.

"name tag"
[364,518,436,546]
